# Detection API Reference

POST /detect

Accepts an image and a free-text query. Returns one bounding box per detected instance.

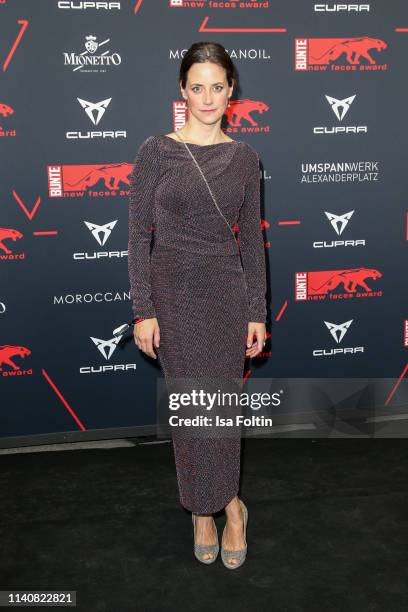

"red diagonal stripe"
[384,363,408,407]
[42,369,87,431]
[3,19,29,72]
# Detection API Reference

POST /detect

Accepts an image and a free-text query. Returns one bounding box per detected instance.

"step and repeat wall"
[1,0,407,443]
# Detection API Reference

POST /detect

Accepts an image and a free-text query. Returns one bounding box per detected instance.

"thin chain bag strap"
[174,130,238,245]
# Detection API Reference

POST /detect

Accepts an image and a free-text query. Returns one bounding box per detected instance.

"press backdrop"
[1,0,407,443]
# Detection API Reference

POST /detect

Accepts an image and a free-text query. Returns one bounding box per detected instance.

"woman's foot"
[194,514,218,561]
[222,496,246,567]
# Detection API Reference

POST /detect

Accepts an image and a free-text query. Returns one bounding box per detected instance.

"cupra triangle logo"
[324,319,354,344]
[324,211,355,235]
[325,94,356,121]
[77,97,112,125]
[83,220,118,246]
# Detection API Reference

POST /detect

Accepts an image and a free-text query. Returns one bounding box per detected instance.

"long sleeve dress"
[128,134,267,514]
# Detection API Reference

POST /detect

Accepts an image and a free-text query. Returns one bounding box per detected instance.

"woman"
[128,42,267,568]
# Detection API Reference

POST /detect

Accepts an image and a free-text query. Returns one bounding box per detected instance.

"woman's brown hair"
[179,41,236,90]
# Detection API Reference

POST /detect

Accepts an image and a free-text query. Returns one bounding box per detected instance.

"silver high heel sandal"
[192,513,219,564]
[221,499,248,569]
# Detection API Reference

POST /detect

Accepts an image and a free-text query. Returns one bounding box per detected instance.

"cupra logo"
[325,95,356,120]
[90,335,122,359]
[84,220,118,245]
[324,319,353,343]
[324,210,354,235]
[77,97,112,125]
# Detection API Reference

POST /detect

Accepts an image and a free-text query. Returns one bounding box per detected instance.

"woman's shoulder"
[133,135,161,161]
[137,134,173,155]
[239,142,260,178]
[139,134,159,148]
[136,134,258,160]
[241,140,260,161]
[130,135,162,172]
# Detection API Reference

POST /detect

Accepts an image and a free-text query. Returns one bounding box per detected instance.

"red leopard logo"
[311,268,382,294]
[0,228,23,254]
[64,162,133,191]
[224,99,269,127]
[0,345,31,371]
[0,103,14,117]
[309,37,387,65]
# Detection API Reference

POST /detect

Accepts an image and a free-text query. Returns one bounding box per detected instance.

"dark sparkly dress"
[128,134,267,513]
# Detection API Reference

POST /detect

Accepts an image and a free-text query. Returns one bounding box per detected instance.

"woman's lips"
[201,109,216,112]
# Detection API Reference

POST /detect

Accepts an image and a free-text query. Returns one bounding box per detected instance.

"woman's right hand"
[133,318,160,359]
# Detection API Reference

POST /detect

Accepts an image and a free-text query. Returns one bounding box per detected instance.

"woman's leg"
[222,495,246,567]
[193,513,219,561]
[195,495,246,565]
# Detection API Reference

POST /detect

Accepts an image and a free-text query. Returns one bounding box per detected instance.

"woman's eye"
[191,86,224,93]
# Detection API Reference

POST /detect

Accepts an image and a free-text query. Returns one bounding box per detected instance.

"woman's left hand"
[245,322,266,358]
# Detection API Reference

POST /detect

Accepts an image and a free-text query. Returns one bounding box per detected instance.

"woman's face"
[180,61,233,125]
